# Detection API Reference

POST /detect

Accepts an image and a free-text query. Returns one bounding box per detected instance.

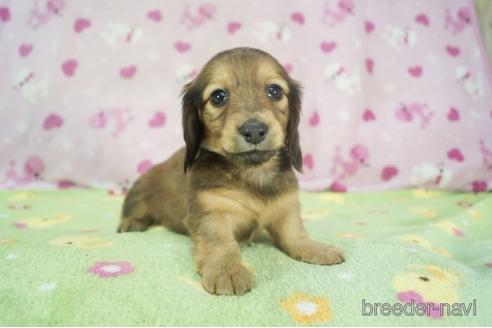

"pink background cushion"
[0,0,491,192]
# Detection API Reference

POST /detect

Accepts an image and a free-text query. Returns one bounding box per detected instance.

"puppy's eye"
[210,89,228,106]
[266,84,283,101]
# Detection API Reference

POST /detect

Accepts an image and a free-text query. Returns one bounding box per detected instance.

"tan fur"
[118,47,344,295]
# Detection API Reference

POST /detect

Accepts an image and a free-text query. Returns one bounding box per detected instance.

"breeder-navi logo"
[361,299,477,317]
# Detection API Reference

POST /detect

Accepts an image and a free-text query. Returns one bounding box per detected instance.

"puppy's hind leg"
[117,185,154,233]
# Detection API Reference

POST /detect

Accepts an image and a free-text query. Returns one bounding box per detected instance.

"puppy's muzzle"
[239,119,268,145]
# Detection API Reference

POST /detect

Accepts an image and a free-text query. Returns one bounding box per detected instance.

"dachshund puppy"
[117,47,344,295]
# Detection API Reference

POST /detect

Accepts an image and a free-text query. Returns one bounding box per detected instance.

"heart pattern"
[120,65,137,79]
[61,59,78,77]
[147,10,162,22]
[227,21,241,34]
[148,112,166,128]
[408,66,423,78]
[320,41,336,54]
[0,1,490,193]
[74,18,91,33]
[174,41,191,53]
[19,44,33,57]
[43,114,64,130]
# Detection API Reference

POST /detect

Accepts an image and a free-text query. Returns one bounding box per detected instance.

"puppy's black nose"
[239,119,268,145]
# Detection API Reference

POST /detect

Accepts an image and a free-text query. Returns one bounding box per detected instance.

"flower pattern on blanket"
[0,0,490,192]
[394,265,462,319]
[281,293,333,324]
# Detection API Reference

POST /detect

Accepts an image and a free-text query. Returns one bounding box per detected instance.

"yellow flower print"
[337,231,367,240]
[433,221,464,237]
[8,192,34,202]
[412,189,443,198]
[396,234,452,257]
[0,238,17,245]
[16,214,71,228]
[302,208,330,221]
[318,193,345,204]
[50,236,113,249]
[281,293,333,324]
[410,206,438,218]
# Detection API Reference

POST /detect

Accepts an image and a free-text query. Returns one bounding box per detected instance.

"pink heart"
[227,21,241,35]
[291,12,305,25]
[43,113,64,130]
[362,108,375,122]
[447,107,460,121]
[365,58,374,74]
[447,148,464,162]
[303,154,314,170]
[364,20,374,34]
[62,59,78,77]
[19,44,33,57]
[58,180,76,189]
[415,13,430,26]
[74,18,91,33]
[148,111,166,128]
[283,63,293,74]
[309,111,320,126]
[120,65,137,79]
[175,41,191,53]
[408,66,422,78]
[0,6,11,22]
[330,181,347,192]
[446,45,460,57]
[381,166,398,181]
[472,180,487,192]
[147,10,162,22]
[320,41,336,54]
[137,160,153,175]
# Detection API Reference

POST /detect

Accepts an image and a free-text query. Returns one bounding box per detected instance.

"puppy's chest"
[196,188,298,229]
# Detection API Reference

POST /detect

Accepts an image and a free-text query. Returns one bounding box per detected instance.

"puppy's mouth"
[227,149,278,166]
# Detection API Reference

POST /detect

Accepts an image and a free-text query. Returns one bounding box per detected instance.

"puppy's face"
[182,48,302,172]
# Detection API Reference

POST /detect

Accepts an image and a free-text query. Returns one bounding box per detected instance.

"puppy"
[117,47,344,295]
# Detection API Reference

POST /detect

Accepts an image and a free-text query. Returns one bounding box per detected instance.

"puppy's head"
[182,47,302,172]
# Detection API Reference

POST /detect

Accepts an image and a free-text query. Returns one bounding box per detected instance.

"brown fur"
[118,47,344,295]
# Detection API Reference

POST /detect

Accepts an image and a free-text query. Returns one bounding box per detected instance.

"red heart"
[175,41,191,53]
[365,58,374,74]
[472,180,487,193]
[227,21,241,35]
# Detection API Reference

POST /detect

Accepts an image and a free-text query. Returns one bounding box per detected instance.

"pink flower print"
[88,261,134,278]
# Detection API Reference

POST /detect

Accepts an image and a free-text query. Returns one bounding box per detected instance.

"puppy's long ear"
[182,81,203,173]
[286,79,303,172]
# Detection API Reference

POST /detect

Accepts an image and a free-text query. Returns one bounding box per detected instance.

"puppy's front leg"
[189,215,254,295]
[268,205,345,265]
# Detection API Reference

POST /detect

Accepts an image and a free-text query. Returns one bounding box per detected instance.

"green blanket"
[1,189,491,326]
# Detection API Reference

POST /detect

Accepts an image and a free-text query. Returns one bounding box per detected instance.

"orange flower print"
[281,292,333,324]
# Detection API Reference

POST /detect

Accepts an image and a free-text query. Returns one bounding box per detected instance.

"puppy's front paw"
[117,217,151,233]
[202,262,254,295]
[295,241,345,265]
